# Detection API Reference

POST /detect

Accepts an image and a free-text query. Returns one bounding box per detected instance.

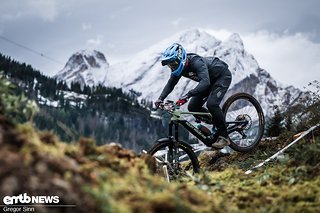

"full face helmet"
[160,43,187,77]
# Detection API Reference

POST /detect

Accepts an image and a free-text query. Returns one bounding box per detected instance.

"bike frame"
[169,111,212,146]
[148,93,264,172]
[166,107,249,147]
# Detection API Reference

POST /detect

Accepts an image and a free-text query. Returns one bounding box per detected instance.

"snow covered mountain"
[103,30,259,101]
[54,50,108,88]
[55,29,306,117]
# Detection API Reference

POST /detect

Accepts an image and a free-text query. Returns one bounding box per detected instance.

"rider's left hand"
[177,95,189,106]
[154,99,164,109]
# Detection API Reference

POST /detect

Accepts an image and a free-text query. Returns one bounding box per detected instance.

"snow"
[54,50,109,89]
[37,90,87,108]
[37,94,59,107]
[61,90,88,100]
[54,28,305,118]
[103,29,262,101]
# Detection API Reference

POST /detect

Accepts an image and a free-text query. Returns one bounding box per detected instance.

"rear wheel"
[148,140,200,181]
[222,93,265,152]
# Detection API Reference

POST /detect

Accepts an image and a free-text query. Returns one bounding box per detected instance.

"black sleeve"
[159,74,181,100]
[186,57,210,97]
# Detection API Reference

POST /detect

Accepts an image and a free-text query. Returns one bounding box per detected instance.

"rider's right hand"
[176,94,189,107]
[154,99,164,109]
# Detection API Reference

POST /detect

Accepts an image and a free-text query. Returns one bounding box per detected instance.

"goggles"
[167,60,180,71]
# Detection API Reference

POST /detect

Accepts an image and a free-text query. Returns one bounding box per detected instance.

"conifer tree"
[266,107,284,137]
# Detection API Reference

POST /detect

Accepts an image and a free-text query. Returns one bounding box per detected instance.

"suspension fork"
[168,122,180,164]
[168,121,180,141]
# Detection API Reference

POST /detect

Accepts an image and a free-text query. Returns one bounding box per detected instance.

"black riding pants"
[188,69,232,138]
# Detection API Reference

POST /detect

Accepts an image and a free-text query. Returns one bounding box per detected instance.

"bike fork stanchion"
[162,165,170,182]
[142,149,170,182]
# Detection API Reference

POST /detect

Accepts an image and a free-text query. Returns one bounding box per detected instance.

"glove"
[154,99,164,109]
[176,95,189,106]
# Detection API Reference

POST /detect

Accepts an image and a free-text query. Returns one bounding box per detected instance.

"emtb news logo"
[3,193,59,205]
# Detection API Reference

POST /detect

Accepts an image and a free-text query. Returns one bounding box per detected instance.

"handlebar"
[150,100,178,120]
[151,100,210,120]
[158,100,180,112]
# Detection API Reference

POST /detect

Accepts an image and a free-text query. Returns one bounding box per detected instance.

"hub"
[236,114,252,130]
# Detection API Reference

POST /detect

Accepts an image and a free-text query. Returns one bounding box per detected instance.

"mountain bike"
[147,92,265,181]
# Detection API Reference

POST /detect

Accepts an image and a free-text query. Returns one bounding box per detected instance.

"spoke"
[224,94,264,150]
[152,146,196,180]
[153,150,168,157]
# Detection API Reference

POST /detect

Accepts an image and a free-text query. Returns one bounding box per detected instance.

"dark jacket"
[159,53,231,100]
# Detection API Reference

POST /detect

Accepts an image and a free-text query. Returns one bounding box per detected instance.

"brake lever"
[158,103,165,110]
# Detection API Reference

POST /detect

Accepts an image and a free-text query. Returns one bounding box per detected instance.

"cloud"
[204,29,233,40]
[242,31,320,89]
[206,29,320,90]
[0,0,59,22]
[82,23,92,31]
[109,6,133,20]
[171,18,182,26]
[27,0,59,22]
[86,35,104,48]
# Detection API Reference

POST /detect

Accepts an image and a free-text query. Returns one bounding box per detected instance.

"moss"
[0,115,319,213]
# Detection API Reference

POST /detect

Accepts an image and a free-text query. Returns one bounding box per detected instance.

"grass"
[0,115,319,213]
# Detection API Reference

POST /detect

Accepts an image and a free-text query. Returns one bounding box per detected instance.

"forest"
[0,53,177,151]
[0,53,319,212]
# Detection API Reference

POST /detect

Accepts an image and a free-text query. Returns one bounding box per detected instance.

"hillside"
[0,114,319,212]
[1,57,320,212]
[1,28,320,212]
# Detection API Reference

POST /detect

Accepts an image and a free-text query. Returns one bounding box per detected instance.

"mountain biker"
[154,43,232,149]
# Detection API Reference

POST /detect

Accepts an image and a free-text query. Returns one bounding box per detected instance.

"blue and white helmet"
[160,43,187,77]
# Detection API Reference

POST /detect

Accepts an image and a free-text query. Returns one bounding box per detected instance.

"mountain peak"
[229,33,243,42]
[177,28,220,48]
[65,50,108,69]
[224,33,244,50]
[55,30,305,117]
[55,49,108,88]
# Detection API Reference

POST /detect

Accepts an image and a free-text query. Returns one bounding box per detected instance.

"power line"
[0,35,64,65]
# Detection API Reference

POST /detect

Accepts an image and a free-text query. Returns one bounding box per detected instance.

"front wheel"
[148,140,200,181]
[222,93,265,152]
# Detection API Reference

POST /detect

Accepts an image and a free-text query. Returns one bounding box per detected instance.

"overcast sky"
[0,0,319,90]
